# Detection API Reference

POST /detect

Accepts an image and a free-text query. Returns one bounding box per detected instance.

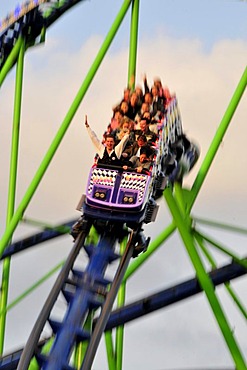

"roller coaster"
[0,1,247,369]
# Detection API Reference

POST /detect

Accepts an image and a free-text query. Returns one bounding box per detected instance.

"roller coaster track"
[0,0,86,70]
[16,230,89,370]
[15,220,134,370]
[0,252,246,369]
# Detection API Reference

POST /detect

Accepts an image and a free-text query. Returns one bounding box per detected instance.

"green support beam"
[128,0,139,89]
[190,66,247,210]
[105,330,116,370]
[113,1,140,368]
[164,185,247,369]
[194,232,247,321]
[115,238,128,370]
[0,37,23,87]
[195,230,247,270]
[0,39,25,354]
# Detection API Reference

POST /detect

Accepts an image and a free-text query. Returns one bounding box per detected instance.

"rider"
[85,115,130,166]
[123,147,152,173]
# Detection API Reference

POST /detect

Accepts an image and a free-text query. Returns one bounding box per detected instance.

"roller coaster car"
[72,97,200,257]
[72,162,158,257]
[79,163,159,225]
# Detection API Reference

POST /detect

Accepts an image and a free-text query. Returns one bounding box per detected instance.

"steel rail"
[1,256,246,369]
[81,232,134,370]
[17,231,86,370]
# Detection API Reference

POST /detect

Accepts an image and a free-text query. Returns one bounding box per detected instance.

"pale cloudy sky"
[0,1,247,369]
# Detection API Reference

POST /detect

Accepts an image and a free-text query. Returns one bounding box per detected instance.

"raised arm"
[84,115,105,158]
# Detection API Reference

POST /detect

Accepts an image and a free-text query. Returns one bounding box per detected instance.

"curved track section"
[0,256,246,369]
[17,229,89,370]
[0,0,86,69]
[80,232,134,370]
[17,221,134,370]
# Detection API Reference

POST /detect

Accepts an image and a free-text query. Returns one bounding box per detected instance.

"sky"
[0,0,247,369]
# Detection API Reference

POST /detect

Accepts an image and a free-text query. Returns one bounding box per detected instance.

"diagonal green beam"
[164,185,246,369]
[105,238,129,369]
[189,66,247,210]
[0,260,65,316]
[194,232,247,321]
[115,282,126,370]
[194,230,247,270]
[115,237,128,370]
[194,217,247,235]
[73,311,94,368]
[194,231,217,268]
[224,281,247,321]
[128,0,139,89]
[22,217,71,234]
[0,0,133,259]
[0,37,23,87]
[113,2,140,369]
[105,330,116,370]
[0,39,25,354]
[7,41,25,223]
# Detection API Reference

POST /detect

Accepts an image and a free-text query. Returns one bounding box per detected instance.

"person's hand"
[136,166,142,173]
[85,115,89,128]
[122,165,128,170]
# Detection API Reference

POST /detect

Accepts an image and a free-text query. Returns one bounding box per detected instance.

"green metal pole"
[194,217,247,236]
[0,0,133,258]
[105,330,116,370]
[0,268,10,353]
[128,0,139,90]
[195,233,247,321]
[22,217,71,234]
[173,183,192,222]
[2,260,65,315]
[190,66,247,209]
[115,282,126,370]
[0,39,25,354]
[194,231,217,269]
[115,238,127,370]
[194,230,247,270]
[28,337,54,370]
[164,186,247,369]
[224,281,247,321]
[7,42,25,221]
[0,37,23,87]
[74,312,93,368]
